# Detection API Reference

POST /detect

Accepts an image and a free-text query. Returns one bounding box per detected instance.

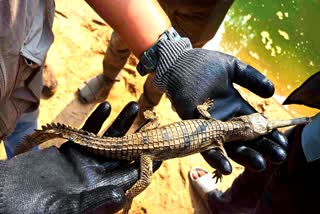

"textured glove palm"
[0,102,160,213]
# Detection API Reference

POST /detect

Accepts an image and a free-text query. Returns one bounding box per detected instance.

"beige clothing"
[0,0,55,139]
[158,0,234,47]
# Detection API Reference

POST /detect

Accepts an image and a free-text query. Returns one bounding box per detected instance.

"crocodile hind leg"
[198,99,228,182]
[197,99,214,119]
[136,110,160,132]
[123,155,153,214]
[209,141,228,183]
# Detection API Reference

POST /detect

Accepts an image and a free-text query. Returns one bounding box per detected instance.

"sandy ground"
[32,1,302,213]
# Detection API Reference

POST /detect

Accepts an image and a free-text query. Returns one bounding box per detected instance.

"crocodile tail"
[14,123,81,156]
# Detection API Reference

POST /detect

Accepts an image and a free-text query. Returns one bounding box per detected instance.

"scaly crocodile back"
[14,119,227,160]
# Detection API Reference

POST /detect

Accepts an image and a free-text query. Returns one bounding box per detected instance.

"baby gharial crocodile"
[14,102,311,214]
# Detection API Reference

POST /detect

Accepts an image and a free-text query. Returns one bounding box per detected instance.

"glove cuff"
[154,38,192,91]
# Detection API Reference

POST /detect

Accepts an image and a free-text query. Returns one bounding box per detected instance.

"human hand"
[154,36,287,175]
[0,101,161,213]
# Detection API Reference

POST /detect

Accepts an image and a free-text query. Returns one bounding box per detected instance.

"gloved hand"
[0,101,161,213]
[154,36,287,175]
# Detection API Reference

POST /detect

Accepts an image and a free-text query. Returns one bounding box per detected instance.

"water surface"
[208,0,320,116]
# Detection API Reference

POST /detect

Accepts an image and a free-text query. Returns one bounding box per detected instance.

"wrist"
[136,27,192,92]
[154,35,192,92]
[136,27,183,76]
[86,0,171,57]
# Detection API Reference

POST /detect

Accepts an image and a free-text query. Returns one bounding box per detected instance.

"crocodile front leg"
[140,110,160,131]
[123,154,154,214]
[209,141,228,183]
[197,99,214,119]
[135,110,160,132]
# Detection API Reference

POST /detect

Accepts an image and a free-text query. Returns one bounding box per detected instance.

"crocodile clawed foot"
[197,99,214,119]
[136,110,160,132]
[212,169,223,183]
[143,110,158,121]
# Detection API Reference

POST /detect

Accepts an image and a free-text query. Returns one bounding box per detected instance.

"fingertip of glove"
[122,101,139,114]
[272,146,287,164]
[97,101,112,113]
[260,138,287,164]
[152,161,162,172]
[103,101,139,137]
[220,160,232,175]
[92,102,112,119]
[201,149,232,175]
[268,130,288,150]
[82,102,111,133]
[86,185,125,213]
[243,65,275,98]
[260,79,274,98]
[250,153,266,172]
[251,66,275,97]
[106,186,125,208]
[228,145,266,172]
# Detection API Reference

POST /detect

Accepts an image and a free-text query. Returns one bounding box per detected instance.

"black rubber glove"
[154,36,287,175]
[0,101,161,213]
[283,70,320,109]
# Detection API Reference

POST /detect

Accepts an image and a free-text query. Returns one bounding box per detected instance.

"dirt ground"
[36,1,302,213]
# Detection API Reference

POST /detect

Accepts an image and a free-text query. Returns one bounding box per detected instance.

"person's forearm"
[85,0,171,57]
